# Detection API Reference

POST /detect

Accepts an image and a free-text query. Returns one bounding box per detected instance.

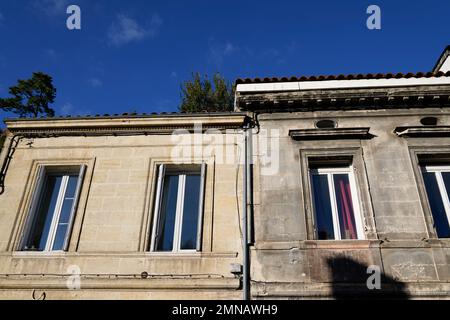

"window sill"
[254,240,382,250]
[12,251,68,258]
[143,251,238,258]
[145,251,201,258]
[303,239,381,249]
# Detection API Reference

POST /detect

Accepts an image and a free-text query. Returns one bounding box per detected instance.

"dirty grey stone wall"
[252,107,450,299]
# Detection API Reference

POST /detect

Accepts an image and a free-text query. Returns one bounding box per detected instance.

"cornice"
[5,114,248,136]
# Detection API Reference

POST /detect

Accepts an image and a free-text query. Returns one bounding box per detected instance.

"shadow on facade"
[326,256,410,300]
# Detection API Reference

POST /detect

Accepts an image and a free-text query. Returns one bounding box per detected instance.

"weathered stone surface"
[251,108,450,299]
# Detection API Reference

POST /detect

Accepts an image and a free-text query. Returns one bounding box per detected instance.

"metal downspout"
[242,119,254,300]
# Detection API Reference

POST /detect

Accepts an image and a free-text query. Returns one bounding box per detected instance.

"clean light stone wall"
[0,120,245,300]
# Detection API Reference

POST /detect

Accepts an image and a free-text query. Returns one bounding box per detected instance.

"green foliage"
[0,72,56,118]
[179,73,235,113]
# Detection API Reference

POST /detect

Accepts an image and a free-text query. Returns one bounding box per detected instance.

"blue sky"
[0,0,450,121]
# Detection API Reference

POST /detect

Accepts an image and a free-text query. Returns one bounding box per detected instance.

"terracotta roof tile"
[5,111,241,122]
[235,71,450,84]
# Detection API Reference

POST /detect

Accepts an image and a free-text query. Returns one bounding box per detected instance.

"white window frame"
[21,165,85,252]
[150,163,206,253]
[310,166,365,240]
[421,165,450,233]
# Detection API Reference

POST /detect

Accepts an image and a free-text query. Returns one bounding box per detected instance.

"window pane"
[26,176,62,251]
[57,175,78,224]
[180,175,201,250]
[312,174,335,240]
[441,174,450,211]
[333,174,358,240]
[423,172,450,238]
[65,175,79,198]
[156,175,179,251]
[52,225,68,251]
[52,175,79,250]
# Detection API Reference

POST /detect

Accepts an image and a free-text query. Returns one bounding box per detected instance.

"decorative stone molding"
[236,87,450,112]
[289,127,372,140]
[395,126,450,137]
[0,276,240,290]
[4,114,248,137]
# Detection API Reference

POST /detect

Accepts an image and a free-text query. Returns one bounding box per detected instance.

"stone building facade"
[236,46,450,299]
[0,47,450,300]
[0,114,247,299]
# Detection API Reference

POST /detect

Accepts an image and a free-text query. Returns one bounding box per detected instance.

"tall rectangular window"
[150,164,206,252]
[421,166,450,238]
[22,165,85,251]
[310,166,365,240]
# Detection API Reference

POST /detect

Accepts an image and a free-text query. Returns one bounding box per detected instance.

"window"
[421,166,450,238]
[310,166,365,240]
[21,165,85,251]
[150,164,206,252]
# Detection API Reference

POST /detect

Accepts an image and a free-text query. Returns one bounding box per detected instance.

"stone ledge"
[254,240,382,250]
[251,281,450,299]
[0,276,240,290]
[4,251,239,259]
[253,239,450,250]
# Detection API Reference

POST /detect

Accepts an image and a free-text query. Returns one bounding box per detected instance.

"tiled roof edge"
[235,71,450,85]
[3,111,247,123]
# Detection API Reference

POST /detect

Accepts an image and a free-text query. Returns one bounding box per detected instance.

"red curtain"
[338,180,357,239]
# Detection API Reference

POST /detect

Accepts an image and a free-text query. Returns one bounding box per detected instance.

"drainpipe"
[247,126,254,245]
[242,121,252,300]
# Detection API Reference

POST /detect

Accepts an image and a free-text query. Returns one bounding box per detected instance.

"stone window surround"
[140,157,215,255]
[309,166,365,240]
[8,158,96,253]
[299,146,377,241]
[149,163,206,253]
[408,144,450,241]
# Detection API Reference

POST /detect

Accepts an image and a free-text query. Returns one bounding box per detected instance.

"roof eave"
[4,113,249,135]
[236,85,450,112]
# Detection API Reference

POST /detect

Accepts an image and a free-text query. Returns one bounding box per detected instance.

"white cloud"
[0,12,4,22]
[60,103,74,115]
[108,14,162,47]
[170,71,178,78]
[60,103,92,116]
[155,98,175,112]
[224,43,236,55]
[207,40,238,67]
[240,41,299,65]
[33,0,69,16]
[88,78,103,88]
[43,48,57,60]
